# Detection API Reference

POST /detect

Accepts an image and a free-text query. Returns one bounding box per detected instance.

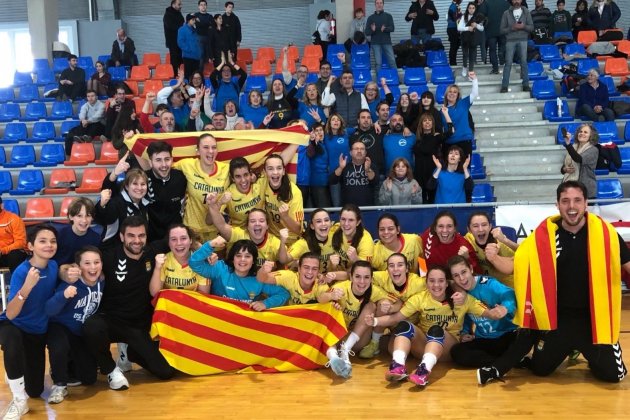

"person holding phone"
[499,0,534,94]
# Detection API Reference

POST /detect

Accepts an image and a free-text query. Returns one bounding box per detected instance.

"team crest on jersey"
[145,260,152,272]
[398,138,407,147]
[479,276,490,284]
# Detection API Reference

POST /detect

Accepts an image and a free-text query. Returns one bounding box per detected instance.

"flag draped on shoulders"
[123,126,309,181]
[150,290,348,375]
[513,212,621,344]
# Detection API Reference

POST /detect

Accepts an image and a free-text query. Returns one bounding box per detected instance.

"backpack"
[596,142,622,170]
[424,39,444,51]
[598,29,623,42]
[532,27,552,45]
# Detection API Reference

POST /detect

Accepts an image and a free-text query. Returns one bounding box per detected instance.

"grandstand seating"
[49,101,74,120]
[44,168,76,194]
[471,183,495,202]
[286,45,300,62]
[2,122,27,143]
[13,72,33,87]
[0,171,12,193]
[35,143,66,167]
[426,50,448,67]
[153,64,174,80]
[243,75,267,93]
[538,45,561,62]
[352,69,372,90]
[9,169,44,195]
[577,30,597,47]
[57,120,81,141]
[469,153,486,180]
[35,68,56,86]
[2,198,20,215]
[349,54,371,70]
[407,85,429,97]
[59,196,75,218]
[24,197,54,220]
[22,102,47,121]
[256,47,276,62]
[430,66,454,85]
[0,148,5,165]
[576,58,598,76]
[53,58,68,73]
[435,84,447,104]
[142,79,164,97]
[95,141,118,165]
[33,58,50,74]
[564,43,586,57]
[65,143,96,166]
[597,178,624,199]
[0,88,15,103]
[604,58,629,77]
[527,61,547,80]
[532,79,557,100]
[618,40,630,57]
[377,68,399,86]
[238,48,254,64]
[599,75,619,97]
[594,121,623,145]
[142,53,161,68]
[543,100,573,122]
[300,56,320,73]
[555,123,581,144]
[275,58,296,75]
[381,85,401,103]
[78,56,94,69]
[303,45,322,61]
[250,60,272,76]
[4,144,36,167]
[129,64,150,81]
[403,67,427,86]
[75,167,107,194]
[17,84,40,102]
[616,147,630,175]
[109,66,127,82]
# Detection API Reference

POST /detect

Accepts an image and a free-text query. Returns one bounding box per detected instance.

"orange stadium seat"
[276,58,296,75]
[129,64,150,81]
[24,198,54,222]
[303,45,323,61]
[238,48,254,64]
[618,41,630,57]
[577,30,597,47]
[96,141,119,165]
[125,80,139,97]
[287,45,300,62]
[75,167,107,194]
[44,168,76,194]
[154,63,175,80]
[133,97,145,114]
[604,57,630,76]
[301,56,321,73]
[251,59,272,76]
[142,52,162,68]
[142,79,164,98]
[58,196,75,219]
[256,47,276,63]
[64,143,96,166]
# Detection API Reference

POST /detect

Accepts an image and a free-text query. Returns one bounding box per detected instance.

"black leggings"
[450,330,517,368]
[0,321,46,398]
[47,322,97,386]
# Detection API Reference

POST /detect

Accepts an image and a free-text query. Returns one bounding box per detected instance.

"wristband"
[372,317,378,327]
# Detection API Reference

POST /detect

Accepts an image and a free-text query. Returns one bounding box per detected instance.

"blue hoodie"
[45,278,104,336]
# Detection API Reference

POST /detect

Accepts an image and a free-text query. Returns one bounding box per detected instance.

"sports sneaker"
[338,342,353,378]
[107,367,129,391]
[116,343,133,373]
[47,385,68,404]
[2,398,29,420]
[461,67,468,77]
[81,135,92,143]
[409,363,430,386]
[385,361,408,382]
[326,355,352,379]
[500,86,508,93]
[67,378,82,387]
[358,340,380,359]
[490,69,499,75]
[477,366,503,385]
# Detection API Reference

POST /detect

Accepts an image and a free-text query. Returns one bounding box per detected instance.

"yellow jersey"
[331,224,374,271]
[288,233,337,273]
[259,177,304,246]
[400,290,487,338]
[271,270,330,305]
[174,158,230,242]
[372,271,426,303]
[161,252,210,291]
[331,280,389,328]
[224,181,264,228]
[464,232,515,289]
[372,233,423,273]
[230,226,283,268]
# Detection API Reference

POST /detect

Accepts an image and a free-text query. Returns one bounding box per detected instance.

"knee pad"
[392,321,415,340]
[426,324,445,346]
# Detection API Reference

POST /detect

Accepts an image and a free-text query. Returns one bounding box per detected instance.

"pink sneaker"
[385,361,408,382]
[409,363,430,386]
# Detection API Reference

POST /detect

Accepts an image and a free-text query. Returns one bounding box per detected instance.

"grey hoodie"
[500,6,534,42]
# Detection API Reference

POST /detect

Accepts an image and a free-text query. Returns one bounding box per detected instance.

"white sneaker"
[462,67,468,77]
[107,367,129,391]
[116,343,133,373]
[326,355,351,379]
[338,342,354,378]
[47,385,68,404]
[2,398,29,420]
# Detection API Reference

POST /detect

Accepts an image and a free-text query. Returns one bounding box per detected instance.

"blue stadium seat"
[35,68,55,86]
[78,56,94,69]
[326,44,346,62]
[430,65,454,85]
[532,79,557,99]
[9,169,44,195]
[34,143,65,167]
[2,198,19,215]
[0,103,21,122]
[351,44,370,57]
[596,179,623,200]
[32,58,50,74]
[381,85,401,103]
[53,58,68,73]
[594,121,623,145]
[42,83,59,102]
[97,55,111,65]
[74,99,87,118]
[0,147,5,165]
[49,101,74,120]
[377,68,399,85]
[350,54,371,70]
[538,45,561,62]
[626,121,630,142]
[554,31,574,41]
[616,147,630,174]
[109,66,127,82]
[16,84,40,102]
[549,59,570,71]
[556,122,581,144]
[57,120,81,141]
[352,69,373,89]
[407,85,429,97]
[21,102,47,121]
[469,153,486,179]
[616,97,630,119]
[328,55,343,72]
[527,61,547,80]
[472,183,495,202]
[564,43,586,57]
[543,100,573,122]
[404,67,427,85]
[427,50,448,67]
[0,171,12,193]
[2,122,27,143]
[28,121,56,143]
[13,72,33,87]
[4,144,35,168]
[243,75,267,93]
[435,84,448,104]
[577,58,599,76]
[0,88,15,103]
[599,75,619,97]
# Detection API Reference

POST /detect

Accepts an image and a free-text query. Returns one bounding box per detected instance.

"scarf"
[513,212,621,344]
[562,142,592,183]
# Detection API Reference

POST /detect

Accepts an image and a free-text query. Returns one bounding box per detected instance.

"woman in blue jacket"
[189,238,289,310]
[178,13,202,80]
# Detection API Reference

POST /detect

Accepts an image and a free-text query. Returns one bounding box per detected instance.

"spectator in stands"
[345,7,367,53]
[329,139,378,207]
[476,0,489,64]
[350,110,385,184]
[157,70,197,131]
[395,92,420,130]
[365,0,398,70]
[588,0,620,36]
[315,60,340,95]
[458,2,485,76]
[179,13,202,80]
[222,1,242,59]
[53,197,101,266]
[240,89,268,128]
[263,79,298,129]
[64,90,106,155]
[383,113,416,173]
[209,112,228,130]
[500,0,533,94]
[163,0,184,75]
[105,83,135,139]
[203,94,245,130]
[550,0,572,35]
[57,54,86,101]
[0,197,28,273]
[87,61,111,98]
[405,0,440,45]
[107,28,136,68]
[572,0,592,39]
[443,75,478,159]
[486,0,509,75]
[365,78,394,123]
[140,91,195,134]
[427,144,474,204]
[316,10,333,59]
[195,0,213,69]
[280,49,309,98]
[576,68,614,122]
[110,102,142,157]
[379,158,422,205]
[288,82,327,129]
[209,51,247,112]
[561,123,598,198]
[324,113,350,207]
[415,110,453,204]
[417,90,444,133]
[447,0,463,66]
[209,14,232,67]
[321,71,369,128]
[531,0,552,34]
[306,123,332,208]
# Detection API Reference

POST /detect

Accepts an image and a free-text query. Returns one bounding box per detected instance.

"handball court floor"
[1,297,629,419]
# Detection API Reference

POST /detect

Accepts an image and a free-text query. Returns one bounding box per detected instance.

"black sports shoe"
[477,366,503,385]
[522,84,531,92]
[490,69,499,75]
[500,86,508,93]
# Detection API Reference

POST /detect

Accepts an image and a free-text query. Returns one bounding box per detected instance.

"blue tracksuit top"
[462,275,517,339]
[45,278,104,336]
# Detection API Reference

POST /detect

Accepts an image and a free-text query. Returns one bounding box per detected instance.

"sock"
[326,346,339,361]
[344,332,360,352]
[371,331,383,343]
[7,377,27,401]
[421,352,438,372]
[392,350,407,365]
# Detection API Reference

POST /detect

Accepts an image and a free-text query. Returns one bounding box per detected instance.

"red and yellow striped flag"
[150,290,348,375]
[124,126,309,180]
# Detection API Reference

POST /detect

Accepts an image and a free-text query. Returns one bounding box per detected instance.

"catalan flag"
[150,290,348,375]
[124,126,310,180]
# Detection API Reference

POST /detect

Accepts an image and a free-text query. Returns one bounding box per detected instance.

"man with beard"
[329,139,377,207]
[383,113,416,173]
[321,71,369,128]
[139,92,195,133]
[350,110,385,201]
[61,217,174,391]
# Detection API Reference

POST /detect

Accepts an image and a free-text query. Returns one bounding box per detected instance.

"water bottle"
[556,97,563,117]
